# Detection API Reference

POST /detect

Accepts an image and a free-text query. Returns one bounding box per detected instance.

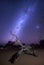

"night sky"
[0,0,44,44]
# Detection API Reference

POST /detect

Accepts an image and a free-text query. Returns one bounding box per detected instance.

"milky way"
[0,0,44,44]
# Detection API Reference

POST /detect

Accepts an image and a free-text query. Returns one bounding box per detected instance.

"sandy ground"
[0,48,44,65]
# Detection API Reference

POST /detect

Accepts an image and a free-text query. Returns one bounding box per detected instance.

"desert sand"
[0,48,44,65]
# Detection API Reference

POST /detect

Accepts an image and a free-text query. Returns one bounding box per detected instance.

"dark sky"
[0,0,44,44]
